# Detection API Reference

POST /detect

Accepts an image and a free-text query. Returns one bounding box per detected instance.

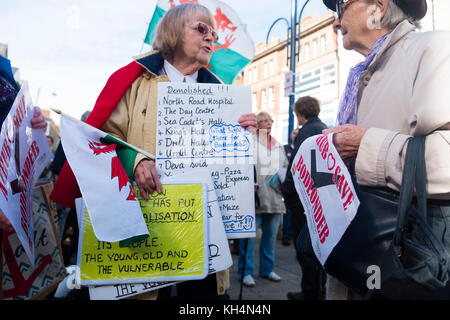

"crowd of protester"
[1,0,449,301]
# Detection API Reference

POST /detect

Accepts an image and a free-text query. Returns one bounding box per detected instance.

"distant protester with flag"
[51,3,256,300]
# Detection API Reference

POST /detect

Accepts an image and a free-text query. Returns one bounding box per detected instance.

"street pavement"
[227,229,303,300]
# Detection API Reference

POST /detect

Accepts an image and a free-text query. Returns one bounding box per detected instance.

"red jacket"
[51,51,221,208]
[50,61,143,208]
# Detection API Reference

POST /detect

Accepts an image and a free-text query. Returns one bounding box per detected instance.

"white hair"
[381,0,421,29]
[363,0,421,29]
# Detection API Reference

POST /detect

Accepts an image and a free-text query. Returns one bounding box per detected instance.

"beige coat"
[354,20,450,199]
[101,50,229,297]
[254,137,288,214]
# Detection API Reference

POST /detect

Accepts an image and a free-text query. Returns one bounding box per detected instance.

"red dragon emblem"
[169,0,198,8]
[88,140,137,201]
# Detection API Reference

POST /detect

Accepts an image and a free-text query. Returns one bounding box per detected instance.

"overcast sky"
[0,0,328,123]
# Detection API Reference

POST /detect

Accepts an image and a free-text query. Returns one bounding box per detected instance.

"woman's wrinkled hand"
[134,159,162,200]
[238,113,257,133]
[322,124,366,161]
[0,210,14,233]
[30,107,47,131]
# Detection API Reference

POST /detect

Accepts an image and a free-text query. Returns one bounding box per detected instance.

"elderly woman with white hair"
[51,3,256,300]
[320,0,450,299]
[237,111,288,287]
[106,3,256,300]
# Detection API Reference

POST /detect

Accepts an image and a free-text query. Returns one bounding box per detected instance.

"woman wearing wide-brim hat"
[320,0,450,299]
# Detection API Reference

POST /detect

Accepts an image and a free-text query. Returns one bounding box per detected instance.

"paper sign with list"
[156,82,255,239]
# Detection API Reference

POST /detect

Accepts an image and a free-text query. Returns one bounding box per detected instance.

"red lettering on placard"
[315,135,329,160]
[333,165,341,184]
[293,155,330,244]
[336,175,355,210]
[327,153,336,171]
[13,96,27,128]
[0,138,12,200]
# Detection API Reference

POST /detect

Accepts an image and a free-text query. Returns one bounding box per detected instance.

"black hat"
[322,0,427,20]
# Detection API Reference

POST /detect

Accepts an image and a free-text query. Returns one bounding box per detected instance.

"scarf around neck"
[336,32,391,126]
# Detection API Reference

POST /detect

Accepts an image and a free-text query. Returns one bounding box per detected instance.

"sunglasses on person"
[188,21,219,43]
[336,0,360,20]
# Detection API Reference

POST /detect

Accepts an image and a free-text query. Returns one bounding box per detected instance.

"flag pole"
[51,108,156,160]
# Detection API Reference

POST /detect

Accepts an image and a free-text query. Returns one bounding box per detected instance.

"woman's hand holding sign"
[134,159,162,200]
[323,124,366,162]
[238,113,257,133]
[30,107,48,131]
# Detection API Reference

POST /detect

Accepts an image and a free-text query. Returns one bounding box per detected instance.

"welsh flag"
[144,0,254,84]
[59,112,150,247]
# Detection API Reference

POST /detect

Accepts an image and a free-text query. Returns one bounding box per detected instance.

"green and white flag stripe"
[144,5,165,45]
[208,48,251,85]
[144,0,254,84]
[100,135,140,182]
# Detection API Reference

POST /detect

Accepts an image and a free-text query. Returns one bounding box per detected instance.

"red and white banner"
[0,82,52,266]
[291,133,360,265]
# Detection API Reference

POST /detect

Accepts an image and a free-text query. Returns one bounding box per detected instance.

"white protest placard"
[291,133,360,265]
[86,170,234,300]
[0,82,52,265]
[156,82,255,239]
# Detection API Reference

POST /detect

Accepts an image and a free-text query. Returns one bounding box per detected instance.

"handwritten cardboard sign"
[156,82,255,239]
[0,82,52,265]
[161,173,232,274]
[1,182,67,300]
[77,184,208,285]
[291,134,360,265]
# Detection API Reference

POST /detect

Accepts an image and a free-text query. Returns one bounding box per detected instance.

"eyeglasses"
[336,0,359,20]
[188,21,219,43]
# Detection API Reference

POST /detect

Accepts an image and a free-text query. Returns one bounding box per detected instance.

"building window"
[269,60,274,75]
[322,63,337,87]
[298,85,320,94]
[247,69,252,84]
[252,92,258,110]
[302,72,312,79]
[261,89,267,110]
[324,63,335,71]
[321,35,327,54]
[299,76,320,87]
[312,39,318,58]
[304,42,310,61]
[263,62,268,78]
[253,67,258,82]
[268,87,275,109]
